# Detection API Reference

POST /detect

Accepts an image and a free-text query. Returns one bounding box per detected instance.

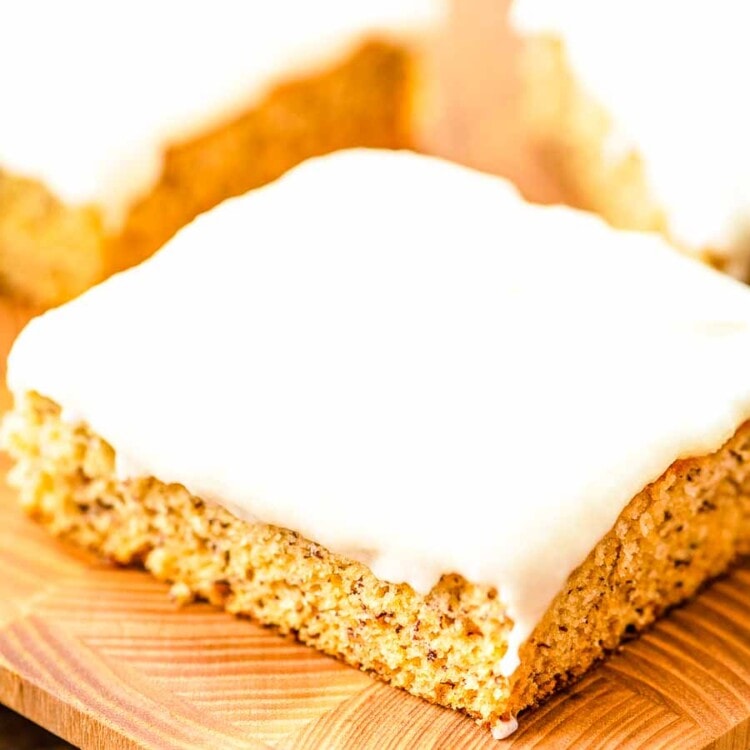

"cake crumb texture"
[5,392,750,729]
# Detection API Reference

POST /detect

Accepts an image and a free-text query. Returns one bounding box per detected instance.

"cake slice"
[511,2,750,278]
[4,149,750,738]
[0,2,442,307]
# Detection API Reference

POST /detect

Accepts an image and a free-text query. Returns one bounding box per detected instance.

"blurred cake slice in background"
[511,2,750,278]
[6,149,750,736]
[0,1,444,307]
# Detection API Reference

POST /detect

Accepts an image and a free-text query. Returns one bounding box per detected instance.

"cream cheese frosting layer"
[10,149,750,675]
[512,1,750,259]
[0,1,443,229]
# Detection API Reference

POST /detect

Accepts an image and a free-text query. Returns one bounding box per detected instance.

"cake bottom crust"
[4,393,750,732]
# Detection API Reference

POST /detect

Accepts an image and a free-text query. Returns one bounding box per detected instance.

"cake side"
[518,37,668,240]
[512,2,750,280]
[108,39,415,276]
[510,418,750,713]
[6,392,750,733]
[516,33,745,276]
[3,392,516,732]
[0,170,105,308]
[0,39,414,306]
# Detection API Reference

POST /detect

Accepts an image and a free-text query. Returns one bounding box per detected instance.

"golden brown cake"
[5,392,750,737]
[513,37,667,237]
[511,3,750,277]
[0,4,441,307]
[5,150,750,737]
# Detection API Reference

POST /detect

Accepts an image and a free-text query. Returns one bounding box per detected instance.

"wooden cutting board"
[0,310,749,750]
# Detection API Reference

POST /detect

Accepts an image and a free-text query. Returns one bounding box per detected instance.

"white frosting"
[512,1,750,259]
[492,716,519,740]
[0,1,443,228]
[10,149,750,679]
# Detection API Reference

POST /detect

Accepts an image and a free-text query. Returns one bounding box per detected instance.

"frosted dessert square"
[5,149,750,737]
